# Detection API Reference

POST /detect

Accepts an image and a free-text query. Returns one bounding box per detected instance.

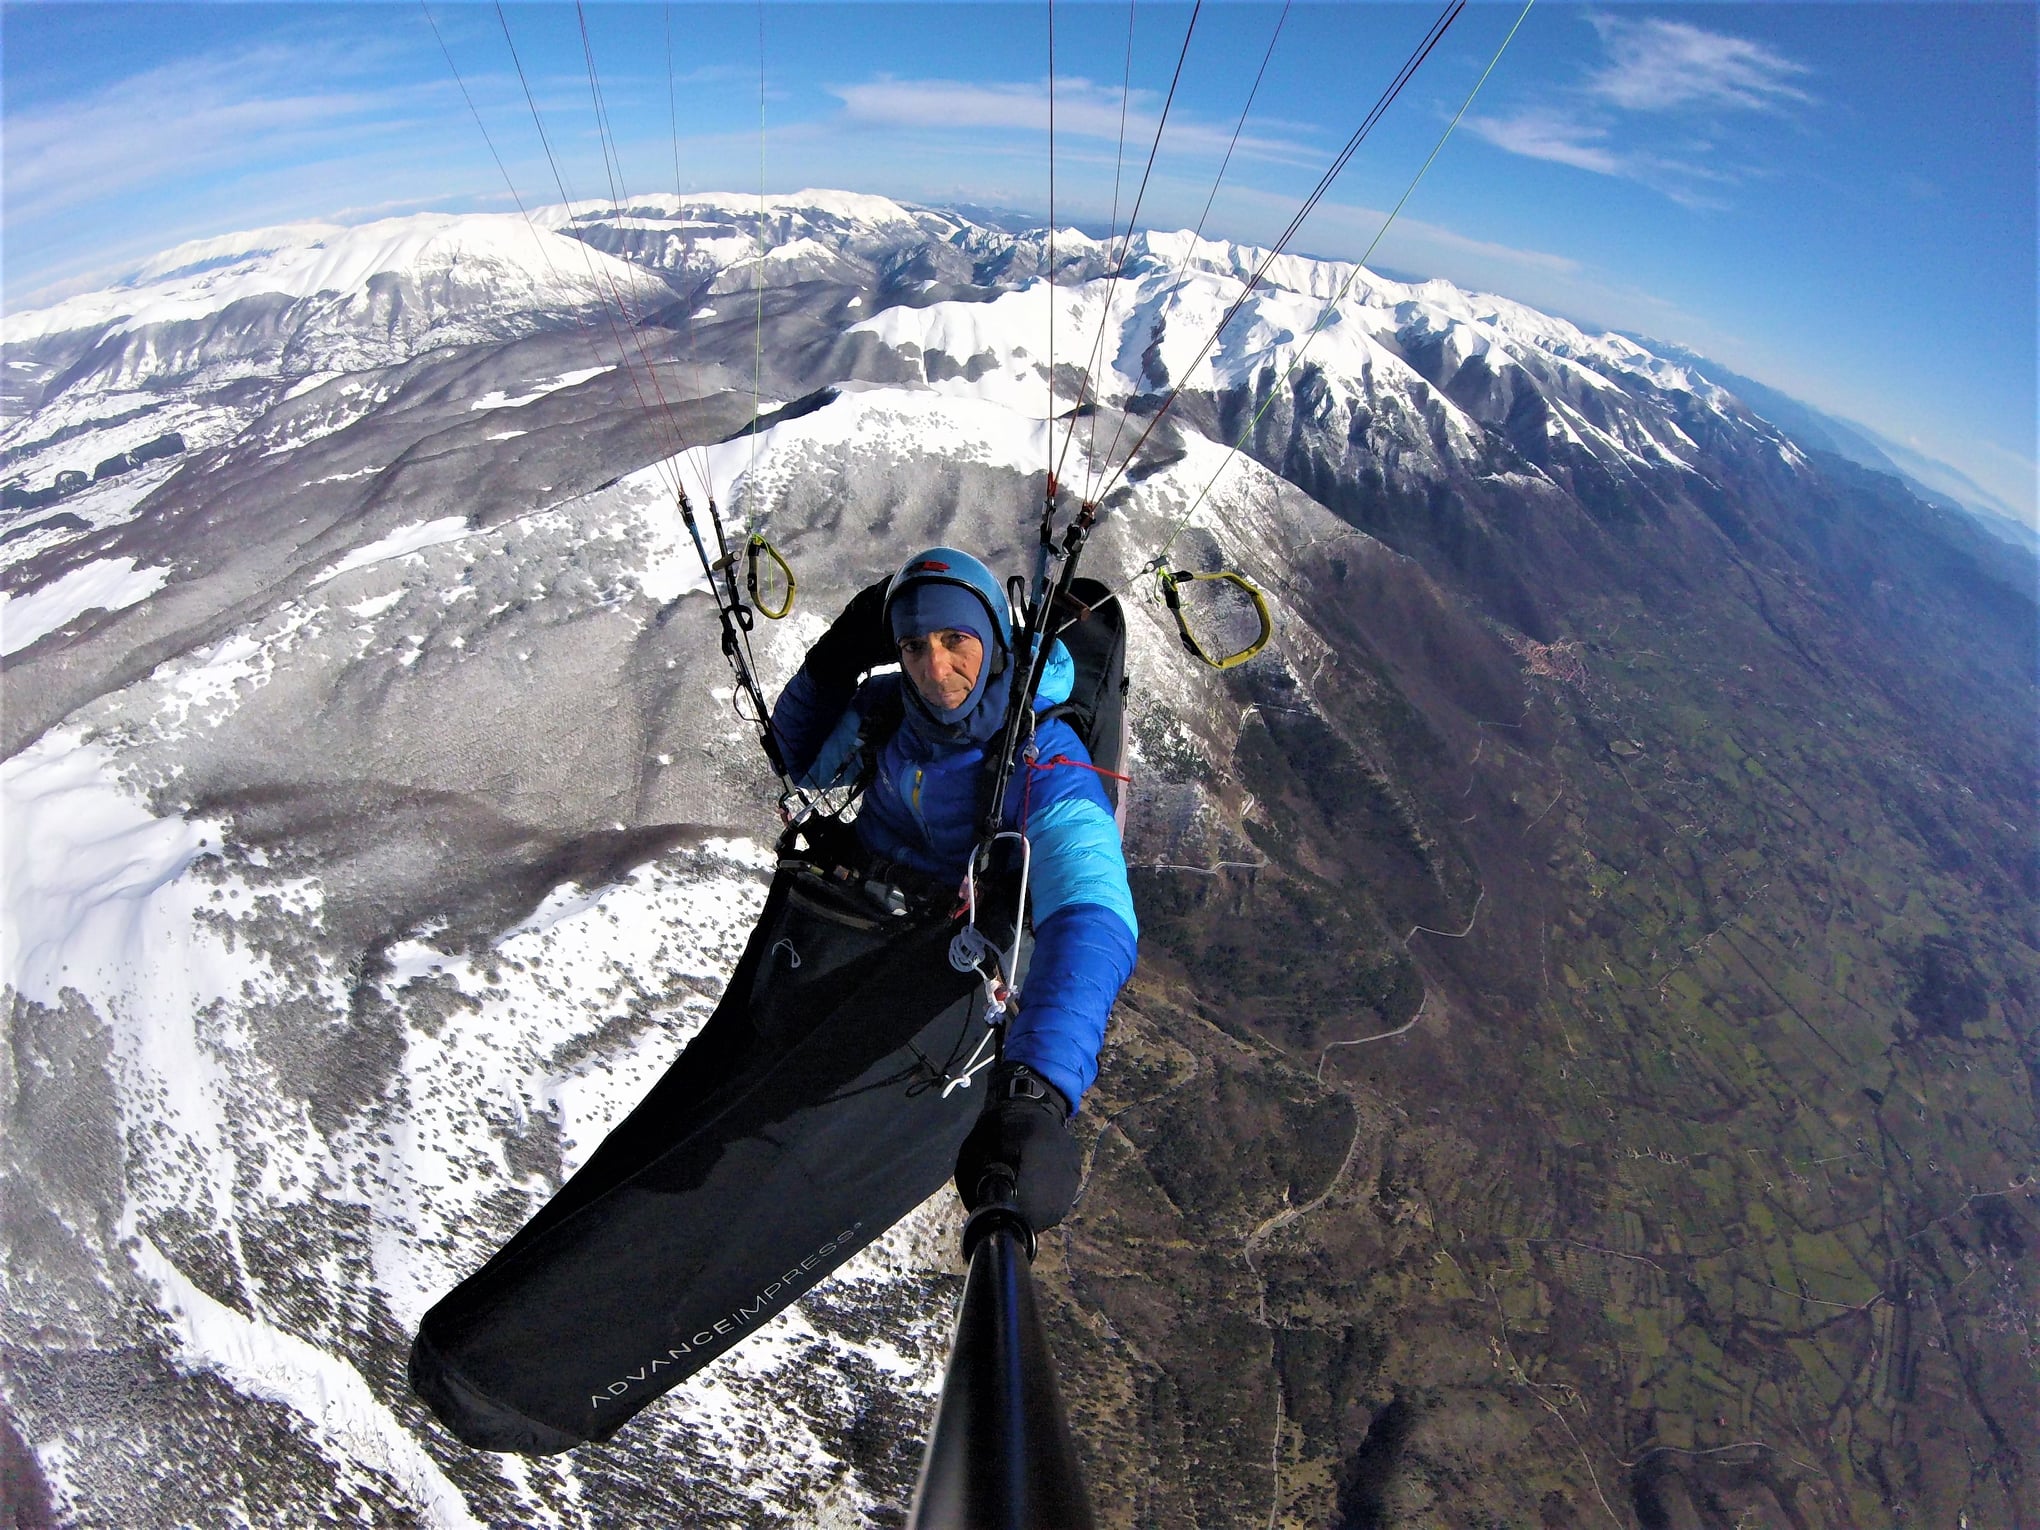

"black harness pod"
[410,859,1000,1453]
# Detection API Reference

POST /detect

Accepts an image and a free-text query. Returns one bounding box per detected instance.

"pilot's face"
[898,628,985,712]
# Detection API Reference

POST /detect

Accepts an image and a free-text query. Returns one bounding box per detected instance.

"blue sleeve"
[1012,720,1136,935]
[769,665,853,783]
[1005,747,1139,1109]
[1024,795,1138,936]
[1006,901,1137,1111]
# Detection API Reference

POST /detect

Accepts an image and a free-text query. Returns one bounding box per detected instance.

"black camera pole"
[905,1176,1096,1530]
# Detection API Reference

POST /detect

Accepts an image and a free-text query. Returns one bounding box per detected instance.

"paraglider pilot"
[406,545,1137,1454]
[770,547,1139,1233]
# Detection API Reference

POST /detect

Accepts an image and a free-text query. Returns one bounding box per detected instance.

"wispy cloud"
[1207,182,1594,284]
[1186,183,1732,355]
[4,39,445,226]
[0,22,623,301]
[1462,112,1739,210]
[1465,15,1815,209]
[1385,213,1587,279]
[1587,17,1813,114]
[672,63,756,90]
[1462,110,1622,177]
[829,76,1317,167]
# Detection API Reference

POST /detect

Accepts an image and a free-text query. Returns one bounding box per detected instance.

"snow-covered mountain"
[4,194,2033,1528]
[4,212,673,423]
[0,193,1378,1526]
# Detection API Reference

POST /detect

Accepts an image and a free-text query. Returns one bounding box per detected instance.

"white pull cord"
[940,829,1033,1097]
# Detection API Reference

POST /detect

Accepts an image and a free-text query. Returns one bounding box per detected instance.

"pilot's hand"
[954,1063,1081,1232]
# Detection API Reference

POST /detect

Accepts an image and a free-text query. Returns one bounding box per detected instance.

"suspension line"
[1051,0,1205,499]
[449,4,794,787]
[1089,0,1290,489]
[1132,0,1536,577]
[1045,0,1058,500]
[1088,0,1465,509]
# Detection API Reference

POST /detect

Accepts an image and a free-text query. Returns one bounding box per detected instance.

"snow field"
[310,517,475,587]
[364,841,771,1331]
[2,717,855,1526]
[129,1231,486,1530]
[573,461,719,607]
[600,381,1058,609]
[533,188,930,238]
[2,730,228,1014]
[1,727,383,1511]
[0,558,172,656]
[851,238,1734,483]
[627,1193,961,1521]
[700,383,1053,499]
[467,365,615,412]
[0,392,221,486]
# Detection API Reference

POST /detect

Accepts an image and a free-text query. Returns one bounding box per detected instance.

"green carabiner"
[1157,567,1273,671]
[745,533,797,619]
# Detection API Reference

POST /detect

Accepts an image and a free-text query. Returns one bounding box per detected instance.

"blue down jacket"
[771,640,1137,1109]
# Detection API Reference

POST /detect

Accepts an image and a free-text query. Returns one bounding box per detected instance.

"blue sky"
[4,2,2034,522]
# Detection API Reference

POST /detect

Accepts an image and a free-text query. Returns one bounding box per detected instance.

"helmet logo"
[906,559,951,574]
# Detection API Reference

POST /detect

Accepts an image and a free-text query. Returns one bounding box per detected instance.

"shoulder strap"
[852,681,907,798]
[977,707,1035,831]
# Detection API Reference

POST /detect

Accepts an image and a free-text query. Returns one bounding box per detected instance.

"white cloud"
[1207,183,1598,289]
[3,41,441,226]
[1381,214,1587,279]
[834,76,1027,133]
[0,24,608,303]
[672,63,756,89]
[1461,18,1813,211]
[828,76,1316,167]
[1463,110,1622,176]
[1587,17,1814,115]
[1461,114,1738,211]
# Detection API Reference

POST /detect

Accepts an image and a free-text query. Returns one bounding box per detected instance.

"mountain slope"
[1630,336,2036,549]
[3,195,2034,1529]
[0,213,675,457]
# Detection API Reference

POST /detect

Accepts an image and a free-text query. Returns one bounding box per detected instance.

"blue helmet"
[883,546,1011,657]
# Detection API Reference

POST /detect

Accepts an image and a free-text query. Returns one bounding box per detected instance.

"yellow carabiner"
[1157,568,1273,671]
[745,533,797,619]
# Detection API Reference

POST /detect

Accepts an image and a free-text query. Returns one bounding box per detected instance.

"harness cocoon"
[410,863,997,1453]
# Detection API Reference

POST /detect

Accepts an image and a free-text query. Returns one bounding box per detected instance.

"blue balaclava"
[884,547,1013,746]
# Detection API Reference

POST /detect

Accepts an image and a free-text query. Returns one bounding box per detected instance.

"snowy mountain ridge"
[5,212,670,346]
[3,193,1777,535]
[4,196,1716,408]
